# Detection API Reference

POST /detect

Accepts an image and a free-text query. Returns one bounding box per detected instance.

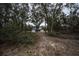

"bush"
[17,32,38,44]
[0,23,38,45]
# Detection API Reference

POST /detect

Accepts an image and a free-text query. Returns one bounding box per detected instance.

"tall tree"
[31,3,43,32]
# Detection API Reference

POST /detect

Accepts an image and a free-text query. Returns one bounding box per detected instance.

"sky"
[62,7,70,15]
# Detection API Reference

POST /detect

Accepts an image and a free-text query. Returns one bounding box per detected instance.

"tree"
[41,3,63,33]
[31,3,43,32]
[0,4,12,28]
[65,3,79,32]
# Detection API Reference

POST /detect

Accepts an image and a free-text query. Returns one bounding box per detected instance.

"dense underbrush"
[0,26,38,45]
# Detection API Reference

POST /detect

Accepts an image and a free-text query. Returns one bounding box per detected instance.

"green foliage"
[0,24,38,45]
[0,23,37,44]
[17,32,37,44]
[0,3,79,45]
[0,3,38,45]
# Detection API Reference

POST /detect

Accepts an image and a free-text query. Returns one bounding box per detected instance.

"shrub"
[16,32,38,44]
[0,23,38,45]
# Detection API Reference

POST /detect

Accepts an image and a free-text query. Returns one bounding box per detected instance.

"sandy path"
[34,32,79,55]
[1,32,79,56]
